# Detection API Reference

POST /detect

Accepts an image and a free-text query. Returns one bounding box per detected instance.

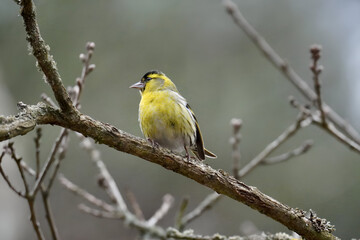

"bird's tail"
[204,148,217,159]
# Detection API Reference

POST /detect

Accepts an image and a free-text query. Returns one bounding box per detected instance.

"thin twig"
[61,175,167,238]
[30,129,67,197]
[78,204,119,219]
[147,194,174,226]
[0,151,25,197]
[6,143,30,194]
[125,189,145,220]
[77,135,128,212]
[34,127,42,179]
[290,97,360,153]
[41,93,58,108]
[41,191,60,240]
[73,42,96,107]
[4,143,45,240]
[175,197,189,229]
[238,114,311,178]
[310,45,326,126]
[230,118,242,180]
[59,174,115,212]
[315,120,360,152]
[46,130,69,192]
[21,161,37,176]
[262,140,313,164]
[180,192,221,231]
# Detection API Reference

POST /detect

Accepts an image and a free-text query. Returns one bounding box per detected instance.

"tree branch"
[179,192,221,231]
[222,0,360,145]
[0,104,337,239]
[147,194,174,226]
[262,140,313,165]
[166,228,295,240]
[20,0,76,114]
[310,45,326,126]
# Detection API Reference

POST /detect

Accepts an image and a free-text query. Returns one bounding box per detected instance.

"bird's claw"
[147,138,160,148]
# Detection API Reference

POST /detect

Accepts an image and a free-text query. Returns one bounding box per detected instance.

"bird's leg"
[147,138,160,148]
[184,145,191,161]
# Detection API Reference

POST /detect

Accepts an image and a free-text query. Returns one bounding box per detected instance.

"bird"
[130,70,217,161]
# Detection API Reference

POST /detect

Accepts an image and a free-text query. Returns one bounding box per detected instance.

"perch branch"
[0,104,338,239]
[166,228,295,240]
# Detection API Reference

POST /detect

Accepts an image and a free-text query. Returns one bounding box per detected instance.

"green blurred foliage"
[1,0,360,239]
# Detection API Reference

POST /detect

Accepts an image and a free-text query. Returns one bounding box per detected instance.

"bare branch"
[166,228,296,240]
[62,175,167,238]
[34,127,42,179]
[20,0,75,113]
[59,174,115,212]
[0,102,62,142]
[46,130,69,192]
[262,140,313,165]
[230,118,242,180]
[41,93,58,108]
[73,42,96,108]
[238,114,311,178]
[315,120,360,152]
[180,192,221,230]
[125,189,145,220]
[222,0,360,145]
[147,194,174,226]
[290,97,360,153]
[310,45,326,125]
[176,197,189,229]
[40,191,60,240]
[77,135,128,213]
[3,143,45,240]
[78,204,119,219]
[21,161,37,176]
[31,128,68,196]
[6,143,30,194]
[0,151,25,197]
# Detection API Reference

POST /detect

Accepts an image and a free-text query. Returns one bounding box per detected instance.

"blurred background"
[1,0,360,239]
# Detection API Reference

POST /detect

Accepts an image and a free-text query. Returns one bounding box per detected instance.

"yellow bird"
[130,70,217,161]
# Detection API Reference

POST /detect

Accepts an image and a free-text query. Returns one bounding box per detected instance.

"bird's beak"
[129,81,145,89]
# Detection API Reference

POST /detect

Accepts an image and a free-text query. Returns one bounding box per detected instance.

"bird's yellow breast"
[139,90,195,149]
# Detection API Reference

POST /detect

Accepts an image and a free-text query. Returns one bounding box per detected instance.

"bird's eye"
[145,77,152,82]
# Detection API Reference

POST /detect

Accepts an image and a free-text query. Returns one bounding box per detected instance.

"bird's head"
[130,70,177,94]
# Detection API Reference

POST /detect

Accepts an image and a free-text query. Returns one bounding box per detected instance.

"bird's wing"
[186,103,205,160]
